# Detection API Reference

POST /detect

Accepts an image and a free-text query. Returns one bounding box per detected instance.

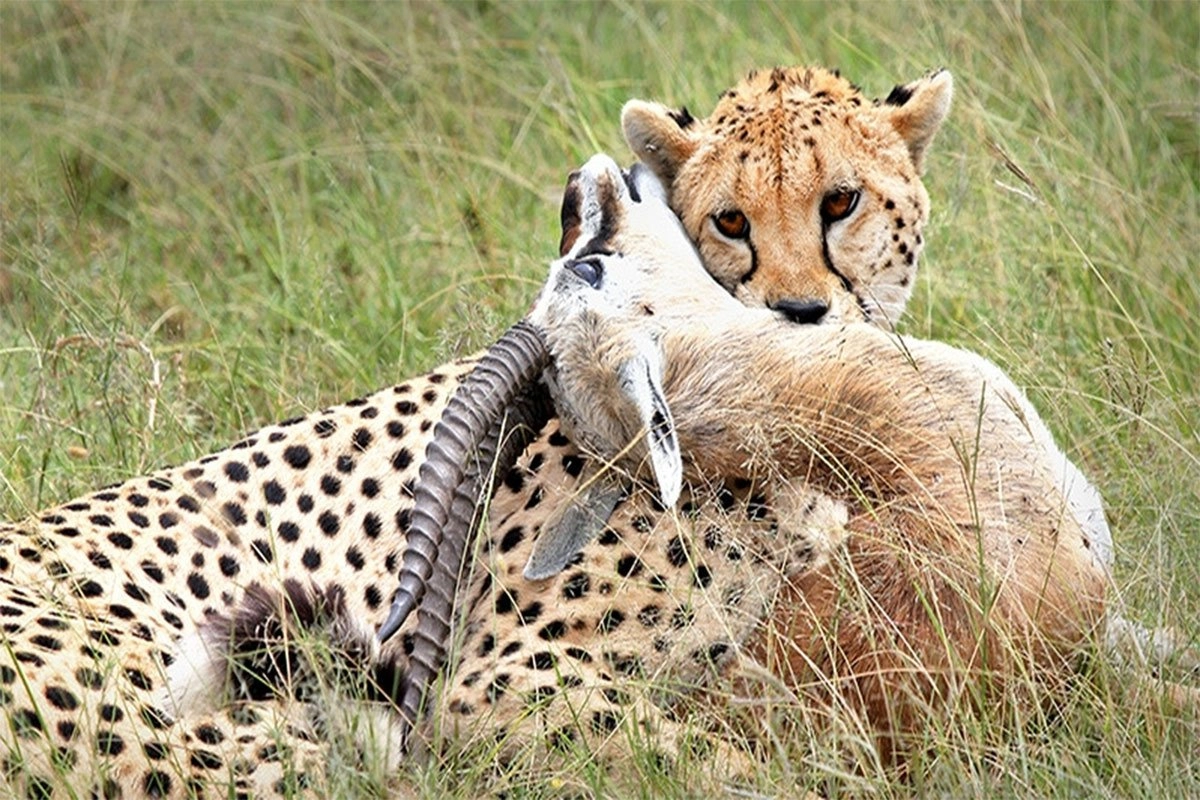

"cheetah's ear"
[881,69,953,174]
[621,99,701,185]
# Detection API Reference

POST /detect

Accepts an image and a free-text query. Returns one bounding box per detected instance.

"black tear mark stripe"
[820,229,855,295]
[738,237,759,287]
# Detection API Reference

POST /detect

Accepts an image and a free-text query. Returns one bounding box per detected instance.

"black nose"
[772,298,829,325]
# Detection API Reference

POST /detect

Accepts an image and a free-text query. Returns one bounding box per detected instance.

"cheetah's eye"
[820,189,860,224]
[713,210,750,240]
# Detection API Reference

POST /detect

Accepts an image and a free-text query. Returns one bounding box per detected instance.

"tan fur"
[531,155,1107,761]
[623,66,953,325]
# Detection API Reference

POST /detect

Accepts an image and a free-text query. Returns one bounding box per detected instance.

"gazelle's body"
[526,156,1107,756]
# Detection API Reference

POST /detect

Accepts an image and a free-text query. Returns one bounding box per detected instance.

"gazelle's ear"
[523,470,627,581]
[880,69,953,174]
[622,99,702,186]
[617,348,682,509]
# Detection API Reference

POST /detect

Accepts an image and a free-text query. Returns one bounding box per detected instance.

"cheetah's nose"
[772,298,829,325]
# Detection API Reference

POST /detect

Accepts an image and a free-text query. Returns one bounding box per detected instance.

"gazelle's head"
[529,154,744,512]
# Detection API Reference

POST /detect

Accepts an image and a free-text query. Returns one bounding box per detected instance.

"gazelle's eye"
[566,257,603,288]
[820,189,860,223]
[713,210,750,240]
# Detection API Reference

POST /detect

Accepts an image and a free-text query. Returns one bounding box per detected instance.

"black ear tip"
[668,105,695,129]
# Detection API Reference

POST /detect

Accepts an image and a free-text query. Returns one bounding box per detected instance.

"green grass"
[2,0,1197,796]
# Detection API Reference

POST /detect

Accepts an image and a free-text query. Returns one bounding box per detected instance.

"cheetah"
[0,64,1120,796]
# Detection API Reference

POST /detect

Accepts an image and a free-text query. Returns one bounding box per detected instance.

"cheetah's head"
[622,66,953,327]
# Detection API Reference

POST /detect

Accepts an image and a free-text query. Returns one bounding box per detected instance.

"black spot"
[277,521,300,543]
[360,478,380,498]
[597,528,620,546]
[107,532,133,550]
[527,651,556,671]
[190,749,222,771]
[590,710,619,734]
[345,546,365,570]
[143,741,168,760]
[302,548,321,570]
[108,604,135,621]
[317,511,340,536]
[44,685,79,710]
[523,485,545,510]
[385,420,405,438]
[561,454,585,477]
[75,666,103,690]
[597,609,625,633]
[219,555,240,577]
[391,449,413,470]
[498,525,525,553]
[518,601,543,625]
[486,675,510,703]
[95,730,125,756]
[56,720,77,741]
[88,551,113,570]
[252,451,270,468]
[250,539,273,563]
[666,536,689,567]
[362,512,382,539]
[143,771,172,797]
[336,454,355,473]
[477,634,496,657]
[224,461,250,482]
[264,480,287,505]
[88,514,113,527]
[494,591,517,615]
[314,419,336,438]
[562,572,590,600]
[503,468,525,493]
[363,584,382,609]
[352,427,373,452]
[283,445,312,469]
[139,706,171,730]
[670,605,695,629]
[538,620,567,641]
[637,605,662,627]
[395,400,418,415]
[73,579,104,599]
[127,511,150,529]
[297,494,314,513]
[219,502,246,527]
[615,554,643,578]
[185,573,210,600]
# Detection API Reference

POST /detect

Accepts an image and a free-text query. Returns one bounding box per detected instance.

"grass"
[1,0,1197,796]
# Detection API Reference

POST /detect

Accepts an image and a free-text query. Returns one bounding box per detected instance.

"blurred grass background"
[1,1,1197,796]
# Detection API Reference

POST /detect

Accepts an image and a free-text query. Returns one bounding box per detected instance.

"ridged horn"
[377,320,549,644]
[397,381,553,742]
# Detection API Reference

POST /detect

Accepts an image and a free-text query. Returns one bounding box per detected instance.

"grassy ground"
[2,1,1197,797]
